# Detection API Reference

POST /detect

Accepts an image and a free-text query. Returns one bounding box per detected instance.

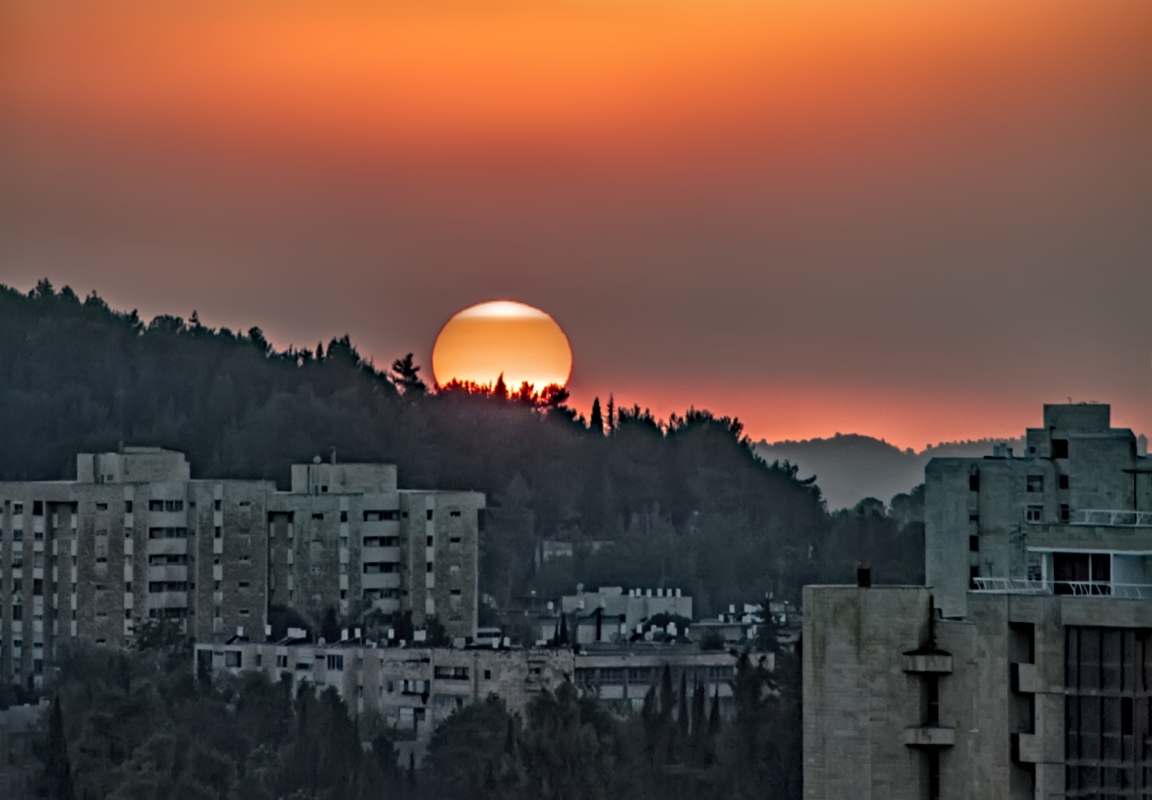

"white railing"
[1073,509,1152,527]
[971,578,1152,599]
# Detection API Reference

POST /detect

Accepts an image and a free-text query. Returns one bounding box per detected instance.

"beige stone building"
[195,640,738,740]
[0,448,483,684]
[804,404,1152,799]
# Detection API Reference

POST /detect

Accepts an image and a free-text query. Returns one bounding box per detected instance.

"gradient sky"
[1,0,1150,449]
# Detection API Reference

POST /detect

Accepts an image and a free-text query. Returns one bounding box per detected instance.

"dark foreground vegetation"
[19,634,797,800]
[0,280,923,621]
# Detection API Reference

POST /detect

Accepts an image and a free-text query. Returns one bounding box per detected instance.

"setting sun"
[431,300,572,390]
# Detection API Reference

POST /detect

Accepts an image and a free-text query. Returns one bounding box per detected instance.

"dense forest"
[0,280,923,618]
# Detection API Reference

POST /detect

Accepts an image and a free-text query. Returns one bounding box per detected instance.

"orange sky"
[2,0,1150,448]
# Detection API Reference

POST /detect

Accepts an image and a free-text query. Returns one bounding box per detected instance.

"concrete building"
[196,639,738,740]
[804,404,1152,799]
[0,448,483,684]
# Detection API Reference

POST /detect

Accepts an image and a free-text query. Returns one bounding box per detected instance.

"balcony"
[1072,509,1152,527]
[972,577,1152,599]
[903,726,955,748]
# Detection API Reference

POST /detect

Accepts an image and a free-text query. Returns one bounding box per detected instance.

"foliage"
[0,281,923,624]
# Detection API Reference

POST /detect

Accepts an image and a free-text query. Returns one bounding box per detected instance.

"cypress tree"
[40,694,75,800]
[589,398,603,434]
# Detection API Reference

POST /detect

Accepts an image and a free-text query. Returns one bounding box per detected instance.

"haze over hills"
[755,434,1026,511]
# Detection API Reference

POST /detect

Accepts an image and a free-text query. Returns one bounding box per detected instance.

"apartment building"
[0,448,483,685]
[196,640,738,741]
[803,404,1152,799]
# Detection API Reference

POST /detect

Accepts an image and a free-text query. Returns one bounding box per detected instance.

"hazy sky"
[2,0,1150,449]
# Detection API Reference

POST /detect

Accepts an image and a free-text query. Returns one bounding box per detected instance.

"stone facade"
[196,640,738,741]
[804,404,1152,799]
[0,447,484,684]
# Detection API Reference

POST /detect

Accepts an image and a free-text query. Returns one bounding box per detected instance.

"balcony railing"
[1073,509,1152,527]
[972,577,1152,599]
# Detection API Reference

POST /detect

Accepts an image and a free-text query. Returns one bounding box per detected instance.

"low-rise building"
[196,641,739,739]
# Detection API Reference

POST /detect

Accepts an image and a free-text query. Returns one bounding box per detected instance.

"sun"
[432,301,572,390]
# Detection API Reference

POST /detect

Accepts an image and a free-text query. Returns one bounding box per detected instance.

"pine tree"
[40,694,75,800]
[493,373,508,400]
[589,398,603,435]
[605,394,615,433]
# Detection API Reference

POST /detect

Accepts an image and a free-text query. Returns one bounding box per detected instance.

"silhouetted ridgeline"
[756,433,1028,510]
[0,281,923,613]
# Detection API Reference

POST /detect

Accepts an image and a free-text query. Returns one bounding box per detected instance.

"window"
[450,510,461,517]
[149,500,164,512]
[968,565,979,588]
[340,511,348,523]
[484,669,492,680]
[434,665,469,680]
[1060,504,1070,522]
[125,501,133,513]
[32,501,42,516]
[239,609,250,616]
[1027,475,1044,493]
[321,485,328,493]
[148,527,188,539]
[969,535,979,552]
[125,582,132,593]
[1059,474,1070,490]
[96,503,108,511]
[1026,506,1042,522]
[426,536,434,547]
[12,605,21,620]
[148,581,188,592]
[276,655,288,668]
[1052,439,1069,459]
[12,529,22,541]
[32,579,42,595]
[363,563,398,574]
[214,526,222,538]
[426,509,434,521]
[364,510,399,521]
[312,513,323,520]
[426,562,434,573]
[214,500,222,511]
[327,654,344,671]
[225,651,242,668]
[13,503,22,515]
[969,514,979,523]
[239,581,250,589]
[449,536,461,545]
[165,500,183,512]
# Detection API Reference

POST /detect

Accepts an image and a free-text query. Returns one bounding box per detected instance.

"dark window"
[969,514,979,523]
[1027,475,1044,493]
[1052,439,1069,459]
[426,562,434,573]
[426,536,434,547]
[434,666,469,680]
[214,500,222,511]
[32,501,43,516]
[969,474,979,491]
[124,501,133,513]
[427,509,434,521]
[1061,504,1071,522]
[312,513,323,520]
[1059,474,1070,489]
[969,565,979,588]
[484,669,492,680]
[225,651,242,668]
[12,605,22,620]
[1026,506,1042,522]
[1054,553,1111,594]
[149,500,164,511]
[363,510,400,521]
[969,535,979,552]
[96,503,108,511]
[32,579,42,595]
[340,511,348,522]
[450,510,461,517]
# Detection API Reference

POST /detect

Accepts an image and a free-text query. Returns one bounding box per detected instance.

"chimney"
[857,564,872,588]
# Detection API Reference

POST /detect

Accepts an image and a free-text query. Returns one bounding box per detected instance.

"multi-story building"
[0,447,483,685]
[196,639,739,741]
[803,404,1152,799]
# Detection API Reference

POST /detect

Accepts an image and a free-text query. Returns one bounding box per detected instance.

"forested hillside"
[0,281,923,616]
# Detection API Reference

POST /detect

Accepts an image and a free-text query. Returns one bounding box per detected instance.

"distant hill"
[754,434,1026,511]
